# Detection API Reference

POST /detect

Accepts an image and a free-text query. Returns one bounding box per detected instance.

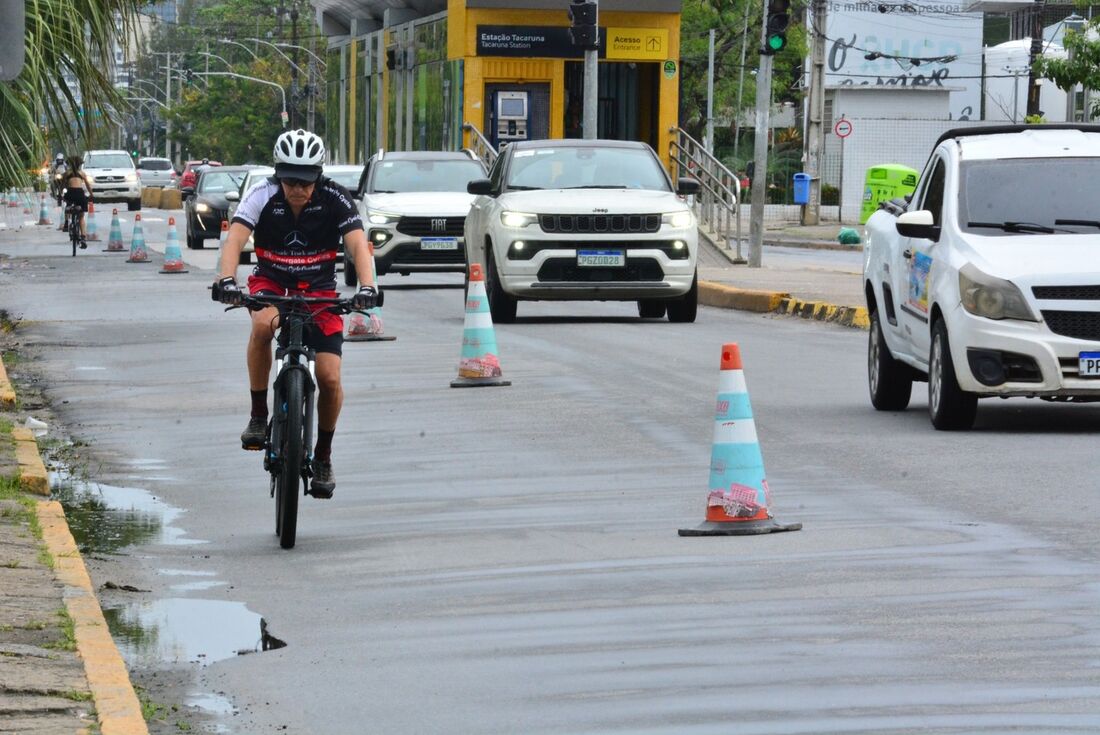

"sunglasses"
[281,178,315,189]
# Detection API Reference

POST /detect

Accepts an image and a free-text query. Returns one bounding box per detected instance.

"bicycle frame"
[269,302,319,485]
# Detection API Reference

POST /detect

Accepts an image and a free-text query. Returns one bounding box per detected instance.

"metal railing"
[669,127,743,262]
[462,123,498,170]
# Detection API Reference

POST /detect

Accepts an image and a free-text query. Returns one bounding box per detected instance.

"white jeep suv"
[464,139,700,323]
[348,150,486,286]
[82,150,143,211]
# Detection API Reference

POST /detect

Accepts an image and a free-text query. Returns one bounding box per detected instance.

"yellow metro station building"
[311,0,682,166]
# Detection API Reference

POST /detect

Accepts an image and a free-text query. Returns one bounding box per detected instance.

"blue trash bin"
[792,173,811,205]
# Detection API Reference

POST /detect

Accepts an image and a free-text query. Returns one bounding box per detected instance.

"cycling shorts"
[63,189,88,211]
[247,275,344,357]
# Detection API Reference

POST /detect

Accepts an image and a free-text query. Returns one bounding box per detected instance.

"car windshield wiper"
[968,221,1060,234]
[506,185,543,191]
[371,189,396,193]
[559,185,628,189]
[1054,219,1100,229]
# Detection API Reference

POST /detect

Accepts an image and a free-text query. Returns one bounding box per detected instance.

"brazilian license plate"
[1080,351,1100,377]
[421,237,458,250]
[577,249,625,267]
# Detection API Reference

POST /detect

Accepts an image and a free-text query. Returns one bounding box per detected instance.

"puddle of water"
[158,569,217,577]
[171,580,226,592]
[104,598,283,667]
[187,691,237,716]
[51,473,205,554]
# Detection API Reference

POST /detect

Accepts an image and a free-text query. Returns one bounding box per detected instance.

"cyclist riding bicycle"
[61,156,93,246]
[211,129,378,498]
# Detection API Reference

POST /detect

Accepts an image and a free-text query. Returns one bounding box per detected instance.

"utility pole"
[290,2,300,129]
[164,51,172,160]
[733,9,750,160]
[706,29,715,153]
[1026,0,1043,117]
[750,0,789,267]
[802,0,826,225]
[307,35,316,131]
[583,0,598,139]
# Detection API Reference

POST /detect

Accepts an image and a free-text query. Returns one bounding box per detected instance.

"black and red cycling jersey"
[231,176,363,292]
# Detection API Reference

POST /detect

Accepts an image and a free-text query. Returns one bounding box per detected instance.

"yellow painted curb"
[38,500,149,735]
[12,426,49,496]
[699,281,789,313]
[778,297,869,329]
[0,355,14,407]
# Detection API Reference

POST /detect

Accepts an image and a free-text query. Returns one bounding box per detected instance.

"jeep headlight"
[501,211,538,228]
[195,203,210,213]
[662,210,695,229]
[958,264,1036,321]
[367,210,400,225]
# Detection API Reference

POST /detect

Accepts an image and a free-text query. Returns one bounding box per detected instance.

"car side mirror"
[467,178,494,196]
[896,210,940,241]
[180,186,195,199]
[676,177,701,196]
[225,190,240,202]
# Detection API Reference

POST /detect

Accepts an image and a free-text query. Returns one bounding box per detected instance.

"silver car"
[136,157,179,189]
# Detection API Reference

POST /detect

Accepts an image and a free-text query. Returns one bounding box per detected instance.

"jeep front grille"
[539,214,661,234]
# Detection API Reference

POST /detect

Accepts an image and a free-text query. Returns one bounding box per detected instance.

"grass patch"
[135,685,178,723]
[2,559,19,568]
[57,689,94,702]
[44,607,77,651]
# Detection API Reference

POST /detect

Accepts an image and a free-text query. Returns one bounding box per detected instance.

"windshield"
[959,158,1100,235]
[370,159,484,193]
[139,159,172,171]
[326,169,363,189]
[199,170,247,193]
[84,153,134,169]
[505,146,671,191]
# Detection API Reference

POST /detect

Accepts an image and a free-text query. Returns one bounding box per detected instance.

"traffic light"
[184,68,194,83]
[568,0,599,50]
[762,0,790,55]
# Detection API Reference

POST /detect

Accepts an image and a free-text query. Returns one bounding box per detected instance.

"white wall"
[984,39,1070,123]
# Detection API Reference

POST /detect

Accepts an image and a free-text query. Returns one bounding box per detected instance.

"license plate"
[421,237,458,251]
[577,249,625,267]
[1080,352,1100,377]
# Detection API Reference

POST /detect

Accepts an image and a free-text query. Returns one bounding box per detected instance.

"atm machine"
[492,90,529,149]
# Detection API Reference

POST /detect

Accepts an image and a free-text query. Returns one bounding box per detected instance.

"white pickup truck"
[863,124,1100,430]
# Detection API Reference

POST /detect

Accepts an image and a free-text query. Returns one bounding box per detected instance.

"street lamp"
[272,41,327,69]
[242,37,306,75]
[217,37,261,63]
[193,70,288,127]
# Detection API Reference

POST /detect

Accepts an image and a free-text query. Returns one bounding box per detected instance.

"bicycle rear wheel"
[70,213,79,256]
[276,370,305,549]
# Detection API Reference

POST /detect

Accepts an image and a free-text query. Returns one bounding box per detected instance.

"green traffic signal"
[766,34,786,52]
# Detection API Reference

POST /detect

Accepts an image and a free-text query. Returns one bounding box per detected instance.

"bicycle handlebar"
[218,290,383,314]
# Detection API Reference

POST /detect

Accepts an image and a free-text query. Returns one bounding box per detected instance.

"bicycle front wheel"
[276,369,305,549]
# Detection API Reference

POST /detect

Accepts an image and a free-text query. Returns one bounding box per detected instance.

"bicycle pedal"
[241,440,265,451]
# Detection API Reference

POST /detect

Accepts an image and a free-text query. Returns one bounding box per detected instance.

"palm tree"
[0,0,142,188]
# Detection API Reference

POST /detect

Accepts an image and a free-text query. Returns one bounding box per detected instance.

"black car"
[183,165,254,249]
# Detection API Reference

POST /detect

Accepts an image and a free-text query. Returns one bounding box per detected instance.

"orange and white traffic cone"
[451,263,510,388]
[126,213,150,263]
[345,244,395,342]
[159,217,188,274]
[679,343,801,536]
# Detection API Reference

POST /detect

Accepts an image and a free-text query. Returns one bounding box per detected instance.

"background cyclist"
[211,129,378,498]
[61,156,93,245]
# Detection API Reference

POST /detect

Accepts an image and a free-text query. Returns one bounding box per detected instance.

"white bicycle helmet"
[273,129,325,181]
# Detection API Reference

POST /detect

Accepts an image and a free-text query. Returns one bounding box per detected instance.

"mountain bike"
[225,291,381,549]
[65,205,85,256]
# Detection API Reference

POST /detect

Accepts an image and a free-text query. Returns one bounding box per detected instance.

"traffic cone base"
[678,343,800,537]
[126,213,150,263]
[345,311,396,342]
[451,264,510,388]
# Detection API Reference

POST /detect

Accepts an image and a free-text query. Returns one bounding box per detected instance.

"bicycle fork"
[265,354,317,495]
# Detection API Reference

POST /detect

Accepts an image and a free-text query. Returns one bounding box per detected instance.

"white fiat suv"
[463,139,700,323]
[348,150,486,286]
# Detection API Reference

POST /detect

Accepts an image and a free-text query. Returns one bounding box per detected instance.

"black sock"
[314,430,334,461]
[250,389,268,419]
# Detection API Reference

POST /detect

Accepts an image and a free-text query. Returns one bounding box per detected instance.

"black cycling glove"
[212,276,242,305]
[351,285,378,310]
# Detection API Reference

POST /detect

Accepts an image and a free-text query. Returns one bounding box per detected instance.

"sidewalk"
[0,355,147,734]
[698,220,868,328]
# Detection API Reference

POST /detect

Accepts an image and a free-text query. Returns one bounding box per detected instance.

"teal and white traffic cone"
[104,209,125,252]
[159,216,188,273]
[126,213,150,263]
[85,202,99,241]
[450,263,509,388]
[36,195,50,225]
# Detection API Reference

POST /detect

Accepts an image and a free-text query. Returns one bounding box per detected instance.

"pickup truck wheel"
[868,310,912,410]
[928,319,978,430]
[666,272,698,323]
[486,256,517,323]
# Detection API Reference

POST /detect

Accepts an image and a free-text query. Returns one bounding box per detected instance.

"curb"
[0,355,14,407]
[12,407,148,733]
[699,280,868,329]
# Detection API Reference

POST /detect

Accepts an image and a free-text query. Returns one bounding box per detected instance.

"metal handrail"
[669,127,743,262]
[462,122,498,169]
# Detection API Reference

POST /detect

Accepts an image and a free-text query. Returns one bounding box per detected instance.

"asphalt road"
[3,214,1100,734]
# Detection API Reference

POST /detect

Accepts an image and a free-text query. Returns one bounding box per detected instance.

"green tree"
[1033,15,1100,117]
[0,0,142,188]
[678,0,806,150]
